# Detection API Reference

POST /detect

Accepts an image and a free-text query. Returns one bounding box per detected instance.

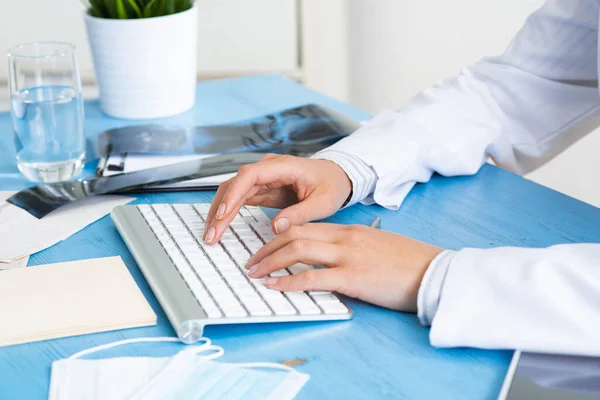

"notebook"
[0,256,156,347]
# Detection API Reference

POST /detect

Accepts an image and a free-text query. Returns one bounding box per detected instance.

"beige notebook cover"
[0,256,157,347]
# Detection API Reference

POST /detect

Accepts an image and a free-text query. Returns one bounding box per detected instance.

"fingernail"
[247,264,259,276]
[244,260,254,269]
[264,277,278,285]
[215,203,226,220]
[274,218,289,234]
[204,226,215,243]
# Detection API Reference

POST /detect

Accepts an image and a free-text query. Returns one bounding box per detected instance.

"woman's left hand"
[245,223,443,312]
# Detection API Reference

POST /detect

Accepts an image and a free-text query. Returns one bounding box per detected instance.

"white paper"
[102,153,235,188]
[0,255,29,270]
[0,191,135,262]
[0,256,156,347]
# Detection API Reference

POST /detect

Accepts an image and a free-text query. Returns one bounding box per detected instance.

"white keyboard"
[112,203,352,342]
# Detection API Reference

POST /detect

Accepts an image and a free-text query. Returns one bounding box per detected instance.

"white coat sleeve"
[313,0,600,209]
[423,244,600,356]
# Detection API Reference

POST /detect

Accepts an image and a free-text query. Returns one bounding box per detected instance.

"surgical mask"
[48,337,309,400]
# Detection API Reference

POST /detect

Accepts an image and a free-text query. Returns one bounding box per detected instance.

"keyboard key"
[222,305,247,318]
[288,263,312,275]
[286,292,321,315]
[230,283,257,296]
[219,267,242,278]
[230,252,250,266]
[246,243,263,254]
[266,298,297,316]
[200,299,222,319]
[138,204,152,213]
[255,284,284,299]
[249,207,269,221]
[319,301,349,315]
[310,293,340,305]
[243,299,272,317]
[173,203,195,214]
[214,292,240,307]
[207,282,232,295]
[222,241,246,253]
[270,269,290,277]
[249,278,265,285]
[236,230,258,239]
[239,207,252,217]
[193,204,210,214]
[308,290,333,296]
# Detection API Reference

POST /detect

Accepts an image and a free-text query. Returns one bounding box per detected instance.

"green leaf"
[127,0,142,17]
[143,0,158,17]
[102,0,119,18]
[165,0,175,15]
[116,0,128,19]
[89,0,106,17]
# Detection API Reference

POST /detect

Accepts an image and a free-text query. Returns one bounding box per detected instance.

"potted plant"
[84,0,198,119]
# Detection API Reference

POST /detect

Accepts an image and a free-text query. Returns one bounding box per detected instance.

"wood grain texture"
[1,74,598,399]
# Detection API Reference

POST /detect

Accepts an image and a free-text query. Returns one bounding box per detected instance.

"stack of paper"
[0,256,156,347]
[100,153,235,190]
[0,191,134,265]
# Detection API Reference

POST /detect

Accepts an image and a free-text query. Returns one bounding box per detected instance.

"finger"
[271,189,338,234]
[218,157,300,222]
[247,239,342,278]
[205,179,232,231]
[246,223,344,268]
[205,187,260,244]
[264,268,347,293]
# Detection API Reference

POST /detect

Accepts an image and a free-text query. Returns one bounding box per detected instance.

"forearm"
[418,244,600,356]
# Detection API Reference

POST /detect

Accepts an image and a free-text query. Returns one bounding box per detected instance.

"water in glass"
[8,42,85,183]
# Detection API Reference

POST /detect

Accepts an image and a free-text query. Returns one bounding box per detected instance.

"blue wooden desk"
[1,74,599,400]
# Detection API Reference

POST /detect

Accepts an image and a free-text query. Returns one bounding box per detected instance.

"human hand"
[203,154,352,244]
[244,223,443,312]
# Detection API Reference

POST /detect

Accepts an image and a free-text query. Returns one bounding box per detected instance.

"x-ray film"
[94,104,360,157]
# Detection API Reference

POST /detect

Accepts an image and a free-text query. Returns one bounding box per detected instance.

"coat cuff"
[417,250,455,326]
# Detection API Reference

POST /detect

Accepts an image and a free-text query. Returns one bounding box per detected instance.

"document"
[0,255,29,270]
[100,153,235,190]
[0,256,156,347]
[0,191,134,262]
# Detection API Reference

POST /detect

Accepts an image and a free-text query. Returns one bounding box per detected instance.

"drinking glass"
[7,42,85,183]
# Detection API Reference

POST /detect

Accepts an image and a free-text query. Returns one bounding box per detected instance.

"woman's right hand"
[203,154,353,244]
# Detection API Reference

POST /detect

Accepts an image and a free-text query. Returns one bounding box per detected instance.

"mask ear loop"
[231,362,300,373]
[68,336,213,360]
[181,344,225,360]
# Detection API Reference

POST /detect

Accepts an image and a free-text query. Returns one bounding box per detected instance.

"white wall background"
[335,0,600,207]
[0,0,299,82]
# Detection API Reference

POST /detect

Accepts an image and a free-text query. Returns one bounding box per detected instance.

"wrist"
[311,150,377,208]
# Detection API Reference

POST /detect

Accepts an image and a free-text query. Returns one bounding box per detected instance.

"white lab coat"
[313,0,600,356]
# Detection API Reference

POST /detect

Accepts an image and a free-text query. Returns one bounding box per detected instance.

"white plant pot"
[85,7,198,119]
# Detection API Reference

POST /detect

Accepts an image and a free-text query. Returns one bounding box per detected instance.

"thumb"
[272,191,338,234]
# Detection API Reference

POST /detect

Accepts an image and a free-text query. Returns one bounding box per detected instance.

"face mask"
[48,336,309,400]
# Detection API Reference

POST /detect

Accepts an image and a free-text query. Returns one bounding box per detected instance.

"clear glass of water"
[8,42,85,183]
